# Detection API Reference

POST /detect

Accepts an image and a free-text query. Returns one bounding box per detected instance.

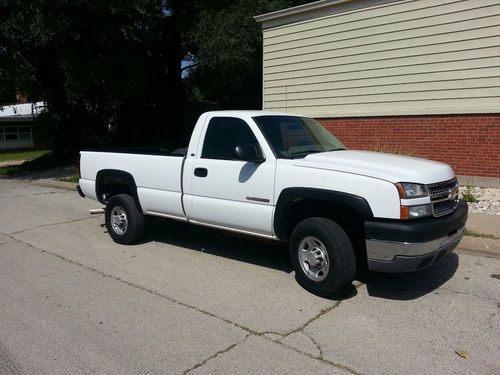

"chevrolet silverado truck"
[77,111,467,297]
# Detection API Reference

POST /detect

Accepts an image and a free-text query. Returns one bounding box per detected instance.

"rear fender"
[95,169,142,212]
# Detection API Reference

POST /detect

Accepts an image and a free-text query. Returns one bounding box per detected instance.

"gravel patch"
[459,186,500,215]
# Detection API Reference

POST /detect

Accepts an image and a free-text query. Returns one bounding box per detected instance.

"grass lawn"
[0,149,49,162]
[59,175,79,183]
[0,150,69,176]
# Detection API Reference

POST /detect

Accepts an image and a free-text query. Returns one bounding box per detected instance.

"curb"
[31,179,77,191]
[0,160,26,168]
[458,236,500,259]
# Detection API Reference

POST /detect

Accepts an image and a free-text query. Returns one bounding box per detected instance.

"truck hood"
[296,150,455,184]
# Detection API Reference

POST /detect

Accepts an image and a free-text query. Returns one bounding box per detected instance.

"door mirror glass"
[234,144,265,163]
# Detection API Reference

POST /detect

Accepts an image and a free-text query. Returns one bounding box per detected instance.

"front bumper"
[365,201,468,273]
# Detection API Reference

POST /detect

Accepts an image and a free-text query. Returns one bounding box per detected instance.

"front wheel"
[105,194,144,245]
[290,217,356,297]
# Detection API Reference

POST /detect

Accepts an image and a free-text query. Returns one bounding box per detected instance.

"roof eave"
[254,0,401,29]
[254,0,351,24]
[0,115,35,122]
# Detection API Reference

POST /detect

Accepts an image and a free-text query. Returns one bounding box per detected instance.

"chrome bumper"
[366,226,465,273]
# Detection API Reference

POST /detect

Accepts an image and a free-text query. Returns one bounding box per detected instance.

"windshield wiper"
[288,147,345,158]
[288,149,324,158]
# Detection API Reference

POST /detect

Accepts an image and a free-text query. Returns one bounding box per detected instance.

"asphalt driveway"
[0,179,499,374]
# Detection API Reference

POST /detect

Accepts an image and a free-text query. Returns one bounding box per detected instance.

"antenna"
[285,84,288,114]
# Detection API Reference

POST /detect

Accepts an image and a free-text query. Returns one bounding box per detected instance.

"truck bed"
[79,150,187,220]
[80,146,188,157]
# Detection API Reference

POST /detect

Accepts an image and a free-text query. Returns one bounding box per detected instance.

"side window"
[201,117,260,160]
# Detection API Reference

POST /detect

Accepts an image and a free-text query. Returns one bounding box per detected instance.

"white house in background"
[0,102,45,150]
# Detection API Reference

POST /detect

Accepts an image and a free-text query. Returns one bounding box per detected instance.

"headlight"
[396,182,428,198]
[401,204,432,219]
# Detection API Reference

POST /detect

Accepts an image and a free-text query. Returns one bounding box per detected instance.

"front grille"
[433,199,459,217]
[428,178,459,200]
[427,178,459,217]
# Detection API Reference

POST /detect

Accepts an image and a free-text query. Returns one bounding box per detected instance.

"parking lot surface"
[1,179,499,374]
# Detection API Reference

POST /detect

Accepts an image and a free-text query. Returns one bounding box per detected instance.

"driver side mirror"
[234,144,265,163]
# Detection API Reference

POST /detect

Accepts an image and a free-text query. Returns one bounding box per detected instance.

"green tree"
[0,0,182,155]
[185,0,312,109]
[0,0,313,157]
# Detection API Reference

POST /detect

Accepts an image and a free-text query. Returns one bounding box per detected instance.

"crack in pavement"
[284,302,343,338]
[438,286,498,302]
[275,338,363,375]
[276,331,323,358]
[365,278,498,302]
[457,248,500,260]
[6,233,260,335]
[0,190,71,199]
[76,287,120,309]
[30,268,75,281]
[260,331,285,339]
[182,334,251,374]
[7,216,96,235]
[270,283,366,375]
[304,332,324,359]
[7,233,363,374]
[487,312,498,330]
[0,340,24,375]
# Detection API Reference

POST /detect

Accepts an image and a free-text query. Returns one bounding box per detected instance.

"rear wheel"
[290,217,356,297]
[105,194,144,244]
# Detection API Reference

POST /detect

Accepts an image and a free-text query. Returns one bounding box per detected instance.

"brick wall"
[319,114,500,178]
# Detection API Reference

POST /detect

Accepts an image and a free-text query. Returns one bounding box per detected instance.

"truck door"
[183,116,276,236]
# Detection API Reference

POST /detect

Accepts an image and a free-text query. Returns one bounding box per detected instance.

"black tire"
[290,217,356,297]
[105,194,144,245]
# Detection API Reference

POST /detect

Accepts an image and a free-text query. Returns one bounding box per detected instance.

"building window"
[0,124,33,149]
[5,127,18,140]
[19,126,31,140]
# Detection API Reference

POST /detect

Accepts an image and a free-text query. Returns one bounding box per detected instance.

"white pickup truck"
[78,111,467,297]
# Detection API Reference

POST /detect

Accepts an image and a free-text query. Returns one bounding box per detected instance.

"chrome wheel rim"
[111,206,128,235]
[298,236,330,281]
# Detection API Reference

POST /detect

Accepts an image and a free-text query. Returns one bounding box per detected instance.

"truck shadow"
[358,253,459,300]
[134,218,459,301]
[139,218,293,273]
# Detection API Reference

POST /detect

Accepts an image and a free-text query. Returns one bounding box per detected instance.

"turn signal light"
[400,206,409,220]
[400,204,432,219]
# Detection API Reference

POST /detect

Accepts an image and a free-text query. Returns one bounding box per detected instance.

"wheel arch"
[274,187,373,242]
[96,169,142,213]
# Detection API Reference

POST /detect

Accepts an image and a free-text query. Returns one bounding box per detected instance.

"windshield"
[253,115,346,159]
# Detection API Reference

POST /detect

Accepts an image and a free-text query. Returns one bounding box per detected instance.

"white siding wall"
[262,0,500,117]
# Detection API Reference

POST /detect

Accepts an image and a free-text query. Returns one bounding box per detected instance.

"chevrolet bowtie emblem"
[448,187,459,200]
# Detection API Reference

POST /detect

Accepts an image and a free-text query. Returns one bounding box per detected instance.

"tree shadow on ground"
[118,217,459,301]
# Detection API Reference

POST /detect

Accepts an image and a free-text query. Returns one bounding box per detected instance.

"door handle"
[194,168,208,177]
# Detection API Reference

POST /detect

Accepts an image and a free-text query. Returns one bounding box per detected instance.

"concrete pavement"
[1,178,499,374]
